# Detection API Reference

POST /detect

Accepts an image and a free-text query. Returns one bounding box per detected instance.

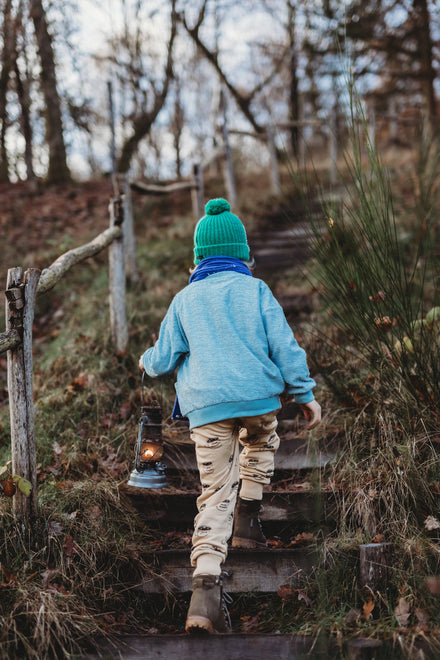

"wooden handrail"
[130,179,196,195]
[37,225,122,295]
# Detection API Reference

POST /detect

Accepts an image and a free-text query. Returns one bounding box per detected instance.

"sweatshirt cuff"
[142,351,157,377]
[292,391,315,404]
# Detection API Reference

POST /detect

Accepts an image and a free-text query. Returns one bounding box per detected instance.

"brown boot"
[185,574,230,634]
[231,498,267,548]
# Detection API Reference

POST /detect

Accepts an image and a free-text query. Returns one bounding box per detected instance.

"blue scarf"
[172,256,253,420]
[189,256,252,283]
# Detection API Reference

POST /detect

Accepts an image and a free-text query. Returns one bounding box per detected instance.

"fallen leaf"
[371,534,384,544]
[425,576,440,596]
[47,521,64,536]
[345,608,361,623]
[424,515,440,531]
[362,599,375,619]
[241,612,261,632]
[41,568,60,588]
[69,372,88,391]
[63,535,76,562]
[1,564,18,585]
[277,584,295,602]
[53,441,63,455]
[101,413,115,429]
[369,291,386,302]
[48,582,69,595]
[15,476,32,496]
[119,401,132,420]
[374,316,392,331]
[414,608,430,626]
[394,597,411,626]
[288,532,316,546]
[296,589,312,607]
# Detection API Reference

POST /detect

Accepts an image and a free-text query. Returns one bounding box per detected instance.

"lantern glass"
[140,440,164,462]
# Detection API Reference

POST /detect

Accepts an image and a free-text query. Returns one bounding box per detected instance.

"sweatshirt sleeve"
[260,283,316,403]
[142,296,188,377]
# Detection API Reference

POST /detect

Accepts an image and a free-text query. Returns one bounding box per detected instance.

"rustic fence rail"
[1,179,133,521]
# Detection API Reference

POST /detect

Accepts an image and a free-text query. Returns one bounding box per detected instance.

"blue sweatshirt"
[142,271,316,429]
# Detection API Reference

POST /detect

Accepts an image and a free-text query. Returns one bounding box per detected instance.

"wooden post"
[359,542,393,593]
[346,638,383,660]
[108,195,128,353]
[191,162,204,220]
[5,267,40,519]
[298,95,305,166]
[121,176,139,285]
[219,87,237,207]
[389,97,398,142]
[107,80,117,175]
[367,104,376,147]
[329,104,338,185]
[266,124,281,196]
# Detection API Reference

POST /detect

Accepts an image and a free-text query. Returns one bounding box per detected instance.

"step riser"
[164,438,335,473]
[141,548,319,594]
[88,633,334,660]
[122,489,334,525]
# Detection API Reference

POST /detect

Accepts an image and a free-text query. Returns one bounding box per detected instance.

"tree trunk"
[14,1,35,183]
[0,0,14,182]
[287,1,299,159]
[29,0,70,184]
[413,0,437,124]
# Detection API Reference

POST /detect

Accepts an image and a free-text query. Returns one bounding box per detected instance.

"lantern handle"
[140,370,164,410]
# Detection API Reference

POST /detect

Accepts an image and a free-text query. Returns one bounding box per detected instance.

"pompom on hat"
[193,198,250,264]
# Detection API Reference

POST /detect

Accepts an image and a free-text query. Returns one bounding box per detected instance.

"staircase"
[86,211,343,658]
[92,422,337,659]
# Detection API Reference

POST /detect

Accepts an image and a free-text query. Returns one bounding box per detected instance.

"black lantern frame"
[127,384,167,489]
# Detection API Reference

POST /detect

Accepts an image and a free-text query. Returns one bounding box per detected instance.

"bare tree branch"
[181,10,266,135]
[117,0,178,173]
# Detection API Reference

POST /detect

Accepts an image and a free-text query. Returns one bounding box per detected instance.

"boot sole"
[185,615,215,634]
[231,536,267,549]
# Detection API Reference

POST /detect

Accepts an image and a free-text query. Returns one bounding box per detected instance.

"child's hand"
[138,355,145,372]
[300,400,321,430]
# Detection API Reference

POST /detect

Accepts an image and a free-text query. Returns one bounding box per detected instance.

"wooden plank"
[141,547,319,594]
[162,436,335,473]
[87,633,333,660]
[121,487,334,525]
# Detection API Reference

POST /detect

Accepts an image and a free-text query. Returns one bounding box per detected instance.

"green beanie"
[193,198,250,264]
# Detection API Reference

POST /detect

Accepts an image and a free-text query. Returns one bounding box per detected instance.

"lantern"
[127,402,167,489]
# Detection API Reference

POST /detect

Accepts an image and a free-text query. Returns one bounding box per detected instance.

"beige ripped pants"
[189,410,280,576]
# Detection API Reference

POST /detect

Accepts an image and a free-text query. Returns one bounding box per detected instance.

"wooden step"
[163,436,335,473]
[121,486,334,525]
[87,633,334,660]
[141,547,319,594]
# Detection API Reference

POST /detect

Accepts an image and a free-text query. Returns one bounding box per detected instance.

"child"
[139,198,321,634]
